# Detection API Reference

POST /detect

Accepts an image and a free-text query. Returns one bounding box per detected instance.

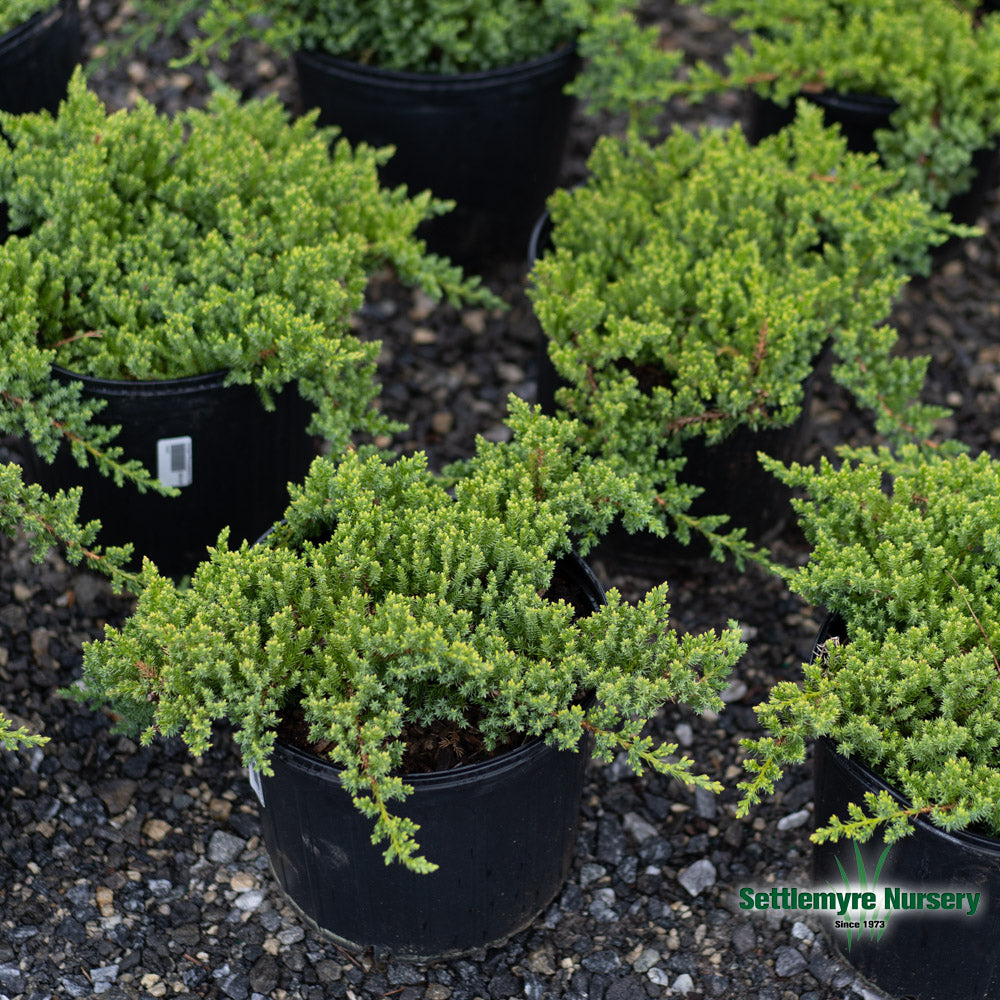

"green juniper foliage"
[0,460,137,750]
[678,0,1000,209]
[110,0,682,92]
[0,70,493,494]
[528,104,954,558]
[0,0,53,37]
[740,446,1000,844]
[74,400,746,871]
[0,713,45,751]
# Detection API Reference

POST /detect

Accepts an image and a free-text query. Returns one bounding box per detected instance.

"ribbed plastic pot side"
[24,366,316,578]
[293,44,580,266]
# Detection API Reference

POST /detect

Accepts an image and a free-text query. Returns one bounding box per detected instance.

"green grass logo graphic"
[832,840,893,951]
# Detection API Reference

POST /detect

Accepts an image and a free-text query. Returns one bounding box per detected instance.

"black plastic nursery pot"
[810,617,1000,1000]
[747,90,1000,230]
[293,45,579,266]
[0,0,80,242]
[528,212,811,571]
[26,367,316,578]
[255,554,604,961]
[0,0,80,116]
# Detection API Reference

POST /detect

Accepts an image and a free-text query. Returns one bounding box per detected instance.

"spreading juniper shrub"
[529,103,957,560]
[73,400,746,872]
[677,0,1000,210]
[108,0,683,115]
[0,69,493,494]
[740,445,1000,844]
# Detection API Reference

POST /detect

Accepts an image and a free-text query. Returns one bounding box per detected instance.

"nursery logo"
[738,842,984,951]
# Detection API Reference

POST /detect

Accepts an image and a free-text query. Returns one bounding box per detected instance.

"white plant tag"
[156,436,193,488]
[248,765,265,808]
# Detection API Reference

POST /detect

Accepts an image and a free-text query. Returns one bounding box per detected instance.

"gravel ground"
[3,2,1000,1000]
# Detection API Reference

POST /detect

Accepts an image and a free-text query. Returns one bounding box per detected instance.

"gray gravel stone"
[647,968,671,987]
[672,972,696,994]
[488,970,519,996]
[148,878,172,897]
[777,808,811,831]
[219,971,251,1000]
[622,811,659,842]
[808,950,843,985]
[388,964,426,986]
[693,787,718,819]
[791,920,815,942]
[589,887,618,922]
[774,945,809,977]
[631,948,660,974]
[234,889,265,911]
[720,678,747,702]
[0,966,23,994]
[604,977,647,1000]
[207,830,246,864]
[678,858,717,897]
[579,862,607,887]
[91,964,119,994]
[731,923,757,955]
[582,950,621,975]
[59,976,91,998]
[277,925,305,945]
[596,816,626,866]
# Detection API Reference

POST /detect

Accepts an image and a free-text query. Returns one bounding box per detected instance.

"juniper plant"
[0,460,136,750]
[676,0,1000,210]
[0,70,494,495]
[73,399,746,872]
[109,0,683,102]
[0,0,54,37]
[739,445,1000,844]
[529,103,956,561]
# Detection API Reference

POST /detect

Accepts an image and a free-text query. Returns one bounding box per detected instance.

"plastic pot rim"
[0,0,70,54]
[50,363,234,398]
[294,41,577,94]
[252,549,604,789]
[774,88,899,118]
[527,207,553,268]
[269,725,585,793]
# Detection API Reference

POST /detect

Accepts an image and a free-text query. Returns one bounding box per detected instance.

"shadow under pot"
[293,45,579,268]
[528,211,813,572]
[746,90,1000,232]
[25,366,316,578]
[254,553,603,962]
[811,614,1000,1000]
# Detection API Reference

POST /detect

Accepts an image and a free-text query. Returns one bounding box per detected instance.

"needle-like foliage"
[0,0,53,37]
[740,446,1000,844]
[529,104,955,559]
[106,0,683,110]
[678,0,1000,209]
[0,460,137,750]
[74,400,746,871]
[0,70,494,494]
